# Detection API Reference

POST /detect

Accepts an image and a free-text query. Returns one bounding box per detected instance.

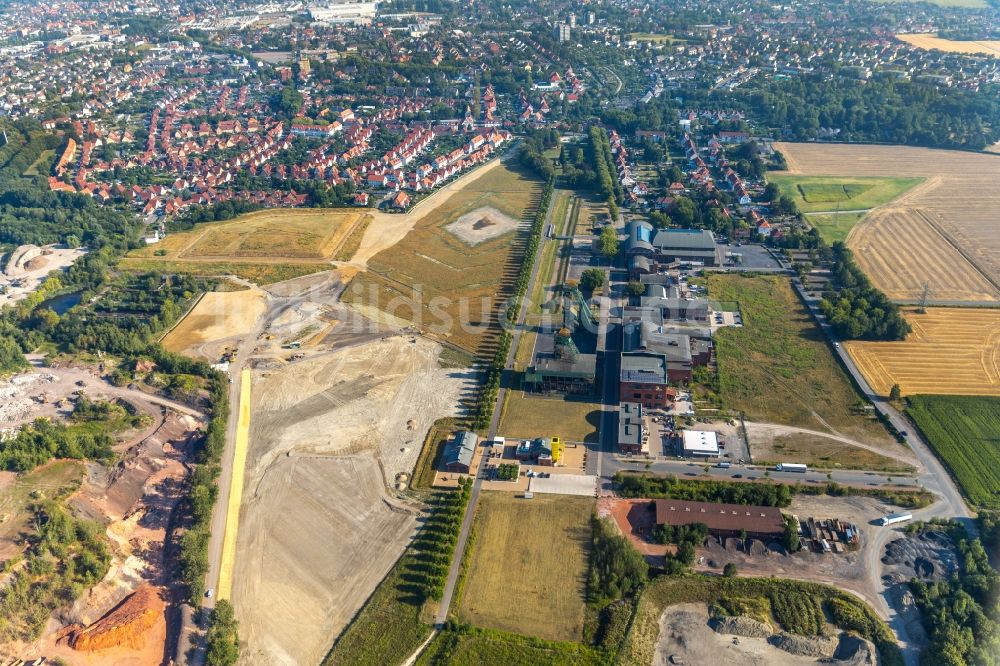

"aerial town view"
[0,0,999,664]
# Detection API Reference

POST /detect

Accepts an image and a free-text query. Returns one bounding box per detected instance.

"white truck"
[879,512,913,527]
[776,463,808,473]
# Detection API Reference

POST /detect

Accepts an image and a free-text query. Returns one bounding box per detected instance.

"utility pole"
[918,281,930,313]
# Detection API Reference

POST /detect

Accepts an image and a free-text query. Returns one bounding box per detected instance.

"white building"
[681,430,719,457]
[309,1,378,25]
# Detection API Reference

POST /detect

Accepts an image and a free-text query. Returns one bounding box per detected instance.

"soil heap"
[70,585,163,652]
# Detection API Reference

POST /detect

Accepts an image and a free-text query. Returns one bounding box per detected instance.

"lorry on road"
[776,463,808,473]
[879,512,913,527]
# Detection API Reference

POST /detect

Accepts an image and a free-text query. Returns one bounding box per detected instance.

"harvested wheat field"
[161,289,267,356]
[775,142,1000,303]
[897,33,1000,57]
[845,307,1000,397]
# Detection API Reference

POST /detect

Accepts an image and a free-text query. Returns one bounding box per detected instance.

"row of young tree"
[820,243,911,341]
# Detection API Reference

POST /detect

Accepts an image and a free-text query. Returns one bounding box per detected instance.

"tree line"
[910,520,1000,666]
[820,243,911,341]
[729,74,1000,151]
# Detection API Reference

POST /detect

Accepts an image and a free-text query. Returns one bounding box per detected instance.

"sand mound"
[445,206,522,246]
[69,584,163,652]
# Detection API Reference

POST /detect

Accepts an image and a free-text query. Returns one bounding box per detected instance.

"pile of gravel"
[711,616,773,638]
[769,632,839,657]
[823,635,877,666]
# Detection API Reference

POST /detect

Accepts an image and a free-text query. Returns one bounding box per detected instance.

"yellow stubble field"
[845,307,1000,397]
[774,142,1000,303]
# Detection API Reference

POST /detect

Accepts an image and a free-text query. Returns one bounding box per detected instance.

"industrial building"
[515,437,556,466]
[442,430,477,474]
[308,1,378,25]
[618,402,645,454]
[654,499,786,540]
[625,222,718,277]
[524,286,597,395]
[619,352,678,409]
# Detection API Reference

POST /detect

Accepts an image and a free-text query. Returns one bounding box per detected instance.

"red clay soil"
[70,584,164,652]
[607,498,673,563]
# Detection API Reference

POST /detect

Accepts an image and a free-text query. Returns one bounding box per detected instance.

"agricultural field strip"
[845,308,1000,396]
[907,395,1000,509]
[774,142,1000,302]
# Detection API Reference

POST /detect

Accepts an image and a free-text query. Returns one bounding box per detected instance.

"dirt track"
[343,154,508,269]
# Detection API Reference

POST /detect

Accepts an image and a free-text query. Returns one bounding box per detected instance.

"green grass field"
[0,461,82,558]
[119,257,329,285]
[498,391,601,443]
[22,149,54,177]
[803,211,867,244]
[129,208,366,261]
[710,275,893,446]
[906,395,1000,509]
[768,175,923,213]
[456,493,594,642]
[416,627,604,665]
[629,32,684,43]
[322,551,433,666]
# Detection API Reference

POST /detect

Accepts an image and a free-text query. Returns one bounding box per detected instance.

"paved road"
[791,277,974,665]
[433,181,558,626]
[791,279,972,524]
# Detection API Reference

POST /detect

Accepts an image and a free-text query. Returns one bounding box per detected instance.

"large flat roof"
[682,429,719,454]
[655,499,785,535]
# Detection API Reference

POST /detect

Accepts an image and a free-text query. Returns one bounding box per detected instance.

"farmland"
[774,142,1000,303]
[343,159,542,354]
[456,493,593,642]
[709,275,899,448]
[906,395,1000,509]
[897,33,1000,55]
[845,307,1000,397]
[767,174,922,213]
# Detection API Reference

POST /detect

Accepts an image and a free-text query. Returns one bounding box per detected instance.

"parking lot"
[717,243,782,270]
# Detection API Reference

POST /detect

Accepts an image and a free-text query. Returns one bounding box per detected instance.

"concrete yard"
[527,473,597,496]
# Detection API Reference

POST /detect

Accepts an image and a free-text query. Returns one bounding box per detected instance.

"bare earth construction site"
[157,160,526,665]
